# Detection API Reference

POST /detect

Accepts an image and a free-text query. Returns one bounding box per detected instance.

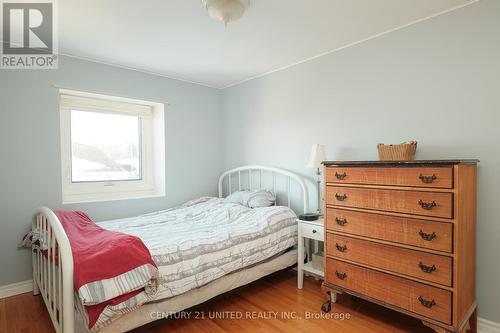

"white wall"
[223,0,500,322]
[0,56,223,286]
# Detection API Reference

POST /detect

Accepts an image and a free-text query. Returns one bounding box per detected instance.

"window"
[70,111,141,182]
[60,89,165,203]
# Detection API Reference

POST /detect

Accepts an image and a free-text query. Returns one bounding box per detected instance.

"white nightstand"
[297,218,324,289]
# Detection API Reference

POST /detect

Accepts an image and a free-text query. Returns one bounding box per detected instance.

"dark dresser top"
[323,159,479,166]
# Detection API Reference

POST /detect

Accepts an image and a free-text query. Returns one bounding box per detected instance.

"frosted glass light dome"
[201,0,248,24]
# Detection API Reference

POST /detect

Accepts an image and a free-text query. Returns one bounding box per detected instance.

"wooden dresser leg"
[422,321,449,333]
[321,294,332,313]
[320,291,339,313]
[320,285,341,313]
[330,291,337,304]
[469,308,478,333]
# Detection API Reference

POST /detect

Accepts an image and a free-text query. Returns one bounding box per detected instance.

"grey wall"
[223,0,500,321]
[0,56,223,286]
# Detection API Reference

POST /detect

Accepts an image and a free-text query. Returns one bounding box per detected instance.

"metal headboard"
[218,165,309,214]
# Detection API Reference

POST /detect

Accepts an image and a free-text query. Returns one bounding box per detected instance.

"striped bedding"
[85,197,297,329]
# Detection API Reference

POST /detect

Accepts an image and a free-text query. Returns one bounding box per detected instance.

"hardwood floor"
[0,269,436,333]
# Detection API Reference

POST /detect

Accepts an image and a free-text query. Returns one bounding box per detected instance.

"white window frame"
[59,89,165,204]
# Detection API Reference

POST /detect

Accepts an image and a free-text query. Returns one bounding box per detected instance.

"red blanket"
[56,211,158,330]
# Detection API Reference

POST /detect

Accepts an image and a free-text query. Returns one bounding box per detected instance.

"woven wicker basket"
[377,141,417,161]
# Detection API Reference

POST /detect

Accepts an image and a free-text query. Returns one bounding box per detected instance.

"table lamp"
[305,144,326,219]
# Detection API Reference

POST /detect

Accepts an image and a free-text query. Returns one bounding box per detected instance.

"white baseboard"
[479,318,500,333]
[0,280,33,298]
[0,279,499,332]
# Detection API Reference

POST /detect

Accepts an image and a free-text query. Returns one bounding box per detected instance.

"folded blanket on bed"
[55,210,159,332]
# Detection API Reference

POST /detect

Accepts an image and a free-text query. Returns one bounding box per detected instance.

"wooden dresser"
[322,160,478,333]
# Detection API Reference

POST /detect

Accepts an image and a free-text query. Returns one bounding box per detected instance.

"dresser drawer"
[326,259,452,324]
[300,222,323,241]
[325,166,453,189]
[326,208,453,253]
[326,234,452,286]
[326,186,453,219]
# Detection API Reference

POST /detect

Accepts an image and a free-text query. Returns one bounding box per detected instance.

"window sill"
[62,192,165,205]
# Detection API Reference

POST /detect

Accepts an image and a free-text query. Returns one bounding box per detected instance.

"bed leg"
[32,275,40,295]
[32,250,40,296]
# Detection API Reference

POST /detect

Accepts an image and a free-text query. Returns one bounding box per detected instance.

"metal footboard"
[33,207,74,333]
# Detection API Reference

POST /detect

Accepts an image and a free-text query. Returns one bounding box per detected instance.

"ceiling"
[59,0,476,89]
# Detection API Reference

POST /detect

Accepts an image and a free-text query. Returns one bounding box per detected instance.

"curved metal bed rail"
[33,207,74,333]
[218,165,310,214]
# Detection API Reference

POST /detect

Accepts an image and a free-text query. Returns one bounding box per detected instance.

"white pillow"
[224,189,276,208]
[223,191,249,206]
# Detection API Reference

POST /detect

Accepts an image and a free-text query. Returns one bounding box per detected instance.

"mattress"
[96,197,298,302]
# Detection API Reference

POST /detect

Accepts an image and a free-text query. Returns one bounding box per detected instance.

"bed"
[32,165,309,333]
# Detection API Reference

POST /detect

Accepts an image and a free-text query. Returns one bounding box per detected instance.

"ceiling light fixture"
[201,0,249,25]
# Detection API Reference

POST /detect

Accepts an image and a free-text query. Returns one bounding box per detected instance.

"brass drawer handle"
[335,193,347,201]
[419,174,437,184]
[335,217,348,226]
[335,271,347,280]
[418,296,436,308]
[335,172,347,180]
[419,230,437,241]
[312,229,317,234]
[335,243,347,252]
[418,200,437,210]
[418,262,437,273]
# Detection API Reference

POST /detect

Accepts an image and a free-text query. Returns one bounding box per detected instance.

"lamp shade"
[306,144,326,169]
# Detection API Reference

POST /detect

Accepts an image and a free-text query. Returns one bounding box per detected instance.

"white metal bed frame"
[33,165,309,333]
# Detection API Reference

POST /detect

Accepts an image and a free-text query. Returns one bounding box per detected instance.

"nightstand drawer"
[301,222,324,241]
